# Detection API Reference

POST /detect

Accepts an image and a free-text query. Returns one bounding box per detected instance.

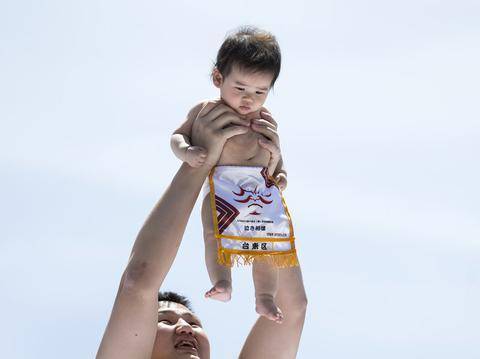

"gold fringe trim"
[217,249,299,268]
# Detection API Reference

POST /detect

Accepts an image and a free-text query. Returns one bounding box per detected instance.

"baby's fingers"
[189,146,207,156]
[197,147,208,158]
[275,174,287,191]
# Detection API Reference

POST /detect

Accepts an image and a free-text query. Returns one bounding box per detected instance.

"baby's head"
[212,26,281,115]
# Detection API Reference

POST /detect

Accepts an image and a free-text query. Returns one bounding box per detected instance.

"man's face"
[151,301,210,359]
[213,65,274,116]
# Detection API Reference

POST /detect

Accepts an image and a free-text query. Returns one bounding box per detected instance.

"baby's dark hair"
[158,291,193,311]
[214,26,281,87]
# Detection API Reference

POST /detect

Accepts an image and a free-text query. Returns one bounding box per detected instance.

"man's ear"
[212,68,223,88]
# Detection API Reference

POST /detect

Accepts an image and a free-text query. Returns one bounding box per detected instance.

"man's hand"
[191,102,250,168]
[251,110,282,176]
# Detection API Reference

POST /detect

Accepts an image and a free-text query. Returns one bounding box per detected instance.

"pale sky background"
[1,0,479,358]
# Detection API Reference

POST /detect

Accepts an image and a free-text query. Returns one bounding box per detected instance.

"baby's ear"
[212,68,223,88]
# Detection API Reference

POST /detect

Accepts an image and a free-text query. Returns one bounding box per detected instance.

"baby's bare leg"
[201,194,232,302]
[252,259,283,323]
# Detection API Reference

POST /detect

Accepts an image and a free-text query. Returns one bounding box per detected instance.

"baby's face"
[213,65,273,116]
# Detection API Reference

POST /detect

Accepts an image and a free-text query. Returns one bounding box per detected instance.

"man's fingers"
[260,111,278,128]
[258,137,280,157]
[197,102,249,129]
[213,112,250,130]
[219,125,249,140]
[198,103,234,122]
[252,118,277,129]
[252,121,279,144]
[259,137,281,176]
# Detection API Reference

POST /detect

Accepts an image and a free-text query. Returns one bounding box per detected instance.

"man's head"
[152,292,210,359]
[212,26,281,115]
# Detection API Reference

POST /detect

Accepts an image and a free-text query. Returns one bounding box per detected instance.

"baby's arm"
[171,102,208,168]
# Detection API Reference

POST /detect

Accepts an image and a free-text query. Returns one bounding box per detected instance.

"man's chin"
[174,346,201,358]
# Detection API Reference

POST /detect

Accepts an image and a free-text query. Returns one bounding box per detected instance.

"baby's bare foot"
[255,294,284,323]
[204,280,232,302]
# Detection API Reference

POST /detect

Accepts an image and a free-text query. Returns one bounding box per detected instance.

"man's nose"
[176,319,194,335]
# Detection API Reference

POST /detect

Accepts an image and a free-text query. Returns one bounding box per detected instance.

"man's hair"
[158,291,193,311]
[214,26,281,87]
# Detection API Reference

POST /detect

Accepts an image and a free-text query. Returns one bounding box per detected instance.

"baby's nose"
[242,95,254,103]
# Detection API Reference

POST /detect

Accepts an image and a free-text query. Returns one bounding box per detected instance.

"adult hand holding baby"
[251,110,282,177]
[191,102,250,168]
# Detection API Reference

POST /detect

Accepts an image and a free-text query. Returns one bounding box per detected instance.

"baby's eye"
[235,87,245,91]
[159,319,173,325]
[256,91,265,95]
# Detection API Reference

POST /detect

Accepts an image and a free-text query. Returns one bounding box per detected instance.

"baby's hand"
[185,146,208,168]
[275,173,288,191]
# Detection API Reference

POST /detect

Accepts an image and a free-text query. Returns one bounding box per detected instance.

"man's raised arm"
[239,267,308,359]
[97,103,249,359]
[239,111,308,359]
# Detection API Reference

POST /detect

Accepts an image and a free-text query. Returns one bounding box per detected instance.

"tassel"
[217,249,299,268]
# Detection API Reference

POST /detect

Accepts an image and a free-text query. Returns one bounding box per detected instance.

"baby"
[171,27,298,322]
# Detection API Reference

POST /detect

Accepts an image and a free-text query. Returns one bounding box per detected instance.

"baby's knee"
[202,223,215,239]
[295,292,308,312]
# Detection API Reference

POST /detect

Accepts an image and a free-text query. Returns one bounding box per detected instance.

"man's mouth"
[174,339,199,354]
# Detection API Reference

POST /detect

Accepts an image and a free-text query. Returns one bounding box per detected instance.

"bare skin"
[176,99,286,321]
[97,102,307,359]
[171,70,289,318]
[208,110,287,323]
[204,279,232,302]
[240,266,307,359]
